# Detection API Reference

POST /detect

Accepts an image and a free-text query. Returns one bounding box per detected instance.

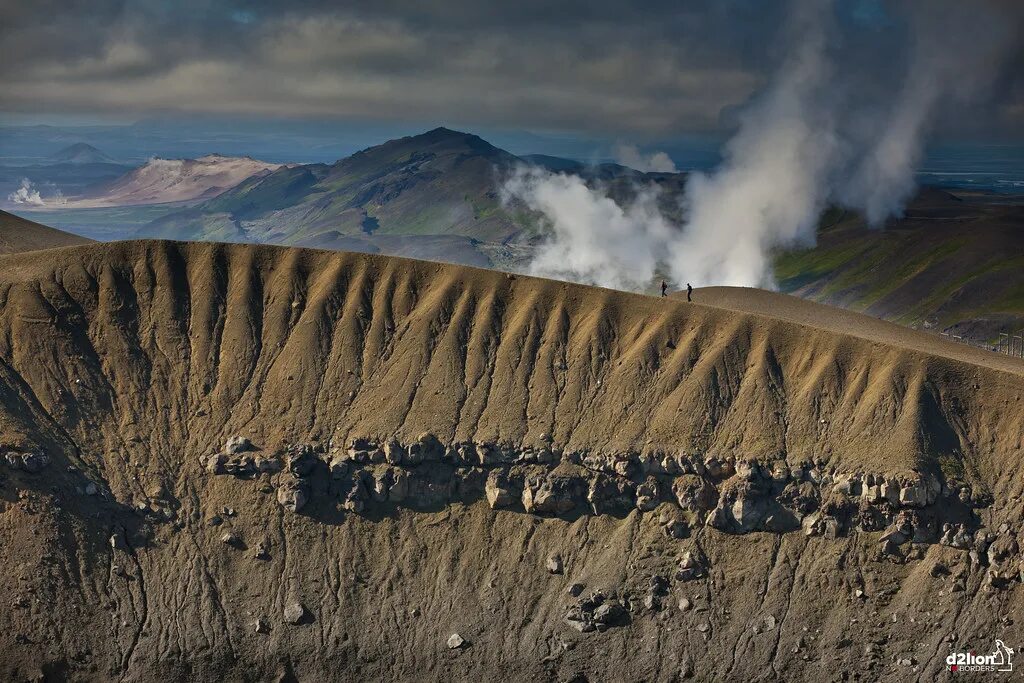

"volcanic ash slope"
[0,240,1022,682]
[0,209,92,255]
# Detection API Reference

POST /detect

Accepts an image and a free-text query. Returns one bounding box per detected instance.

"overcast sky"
[1,0,1022,141]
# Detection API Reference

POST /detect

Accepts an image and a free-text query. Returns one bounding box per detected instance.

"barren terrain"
[0,239,1022,681]
[0,210,93,254]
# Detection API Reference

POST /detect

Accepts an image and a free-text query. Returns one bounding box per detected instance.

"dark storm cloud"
[0,0,1021,137]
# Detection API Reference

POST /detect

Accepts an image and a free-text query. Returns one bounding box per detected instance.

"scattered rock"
[661,508,690,538]
[593,602,628,626]
[328,457,349,479]
[522,476,577,515]
[202,453,227,474]
[343,477,368,513]
[672,475,717,513]
[447,633,467,649]
[256,457,282,473]
[565,590,629,632]
[879,515,912,547]
[567,583,585,597]
[254,618,270,634]
[565,611,595,633]
[4,450,50,473]
[224,436,253,454]
[642,594,661,611]
[485,471,515,509]
[283,602,307,625]
[802,513,825,537]
[286,445,319,477]
[649,574,669,594]
[384,440,405,465]
[277,478,310,513]
[546,554,564,574]
[675,550,706,582]
[635,476,661,512]
[678,597,692,611]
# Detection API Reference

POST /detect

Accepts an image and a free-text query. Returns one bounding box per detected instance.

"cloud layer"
[1,1,1021,137]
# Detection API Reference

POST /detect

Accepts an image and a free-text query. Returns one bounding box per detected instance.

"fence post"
[940,330,1023,358]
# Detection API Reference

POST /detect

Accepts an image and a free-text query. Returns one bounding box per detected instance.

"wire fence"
[997,333,1024,358]
[941,331,1024,358]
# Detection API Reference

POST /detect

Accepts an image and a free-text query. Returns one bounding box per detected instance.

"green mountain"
[138,128,684,269]
[141,128,528,247]
[775,188,1024,340]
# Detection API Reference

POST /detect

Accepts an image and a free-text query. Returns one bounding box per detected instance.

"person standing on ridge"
[687,283,692,302]
[661,280,668,297]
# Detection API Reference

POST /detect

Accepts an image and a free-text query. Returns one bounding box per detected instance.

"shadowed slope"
[0,210,93,254]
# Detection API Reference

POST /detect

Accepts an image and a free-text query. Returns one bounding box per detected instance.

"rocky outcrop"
[3,449,50,473]
[564,589,630,633]
[198,435,1001,580]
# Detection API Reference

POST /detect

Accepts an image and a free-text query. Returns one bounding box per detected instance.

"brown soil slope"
[0,241,1022,682]
[0,210,93,254]
[684,285,1022,368]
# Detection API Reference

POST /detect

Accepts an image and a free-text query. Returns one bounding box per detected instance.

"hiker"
[686,283,692,302]
[661,280,667,297]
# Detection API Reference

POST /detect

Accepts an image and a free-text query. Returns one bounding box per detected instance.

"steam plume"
[7,179,45,206]
[502,167,673,291]
[668,0,835,287]
[613,144,678,173]
[506,0,1021,291]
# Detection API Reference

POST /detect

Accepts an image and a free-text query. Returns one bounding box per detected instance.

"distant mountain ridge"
[138,127,683,265]
[144,128,524,243]
[48,154,284,208]
[49,143,115,164]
